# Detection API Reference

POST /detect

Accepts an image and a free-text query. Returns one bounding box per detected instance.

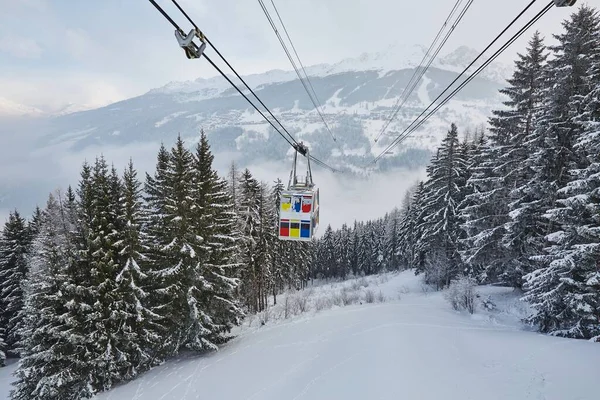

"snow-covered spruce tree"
[459,32,549,286]
[11,191,94,400]
[0,210,29,357]
[145,137,212,353]
[523,5,600,340]
[317,225,336,279]
[509,8,599,290]
[458,134,511,282]
[109,159,161,377]
[76,157,129,392]
[27,206,43,240]
[383,209,401,271]
[415,123,468,289]
[270,179,286,302]
[0,325,5,367]
[398,181,425,270]
[143,143,177,359]
[349,221,360,276]
[337,223,352,278]
[192,132,243,343]
[237,169,262,312]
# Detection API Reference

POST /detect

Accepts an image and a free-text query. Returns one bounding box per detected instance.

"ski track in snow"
[1,271,599,400]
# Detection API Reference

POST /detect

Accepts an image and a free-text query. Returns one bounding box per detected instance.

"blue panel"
[300,220,311,238]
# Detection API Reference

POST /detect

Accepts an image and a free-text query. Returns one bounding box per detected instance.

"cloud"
[64,28,93,61]
[0,35,43,58]
[0,74,132,113]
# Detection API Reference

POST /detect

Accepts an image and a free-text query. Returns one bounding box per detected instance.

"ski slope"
[1,271,598,400]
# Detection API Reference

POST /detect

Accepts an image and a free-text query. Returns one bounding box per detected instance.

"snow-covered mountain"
[19,44,506,170]
[0,44,509,214]
[0,97,45,117]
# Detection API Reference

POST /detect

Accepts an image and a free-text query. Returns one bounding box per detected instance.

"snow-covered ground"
[1,270,598,400]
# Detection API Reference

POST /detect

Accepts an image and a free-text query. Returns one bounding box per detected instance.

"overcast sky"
[0,0,581,112]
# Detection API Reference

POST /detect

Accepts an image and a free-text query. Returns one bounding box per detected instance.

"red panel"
[302,196,312,213]
[279,219,290,237]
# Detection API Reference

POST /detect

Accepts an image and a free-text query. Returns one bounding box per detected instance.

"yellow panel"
[281,196,291,211]
[290,228,300,237]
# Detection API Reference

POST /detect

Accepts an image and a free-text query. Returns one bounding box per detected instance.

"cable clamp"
[174,28,206,59]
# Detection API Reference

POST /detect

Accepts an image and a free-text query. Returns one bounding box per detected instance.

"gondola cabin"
[278,188,319,241]
[278,142,320,241]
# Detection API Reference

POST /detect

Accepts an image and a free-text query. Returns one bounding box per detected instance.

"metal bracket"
[293,142,308,157]
[553,0,576,6]
[287,143,314,190]
[175,28,206,59]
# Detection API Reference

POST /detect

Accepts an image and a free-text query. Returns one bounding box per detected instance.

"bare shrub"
[398,285,410,294]
[258,306,271,326]
[421,283,434,293]
[315,297,333,312]
[444,276,478,314]
[376,290,386,303]
[340,287,360,305]
[351,277,369,291]
[294,289,313,313]
[378,275,390,284]
[331,292,343,307]
[283,294,293,319]
[364,289,376,303]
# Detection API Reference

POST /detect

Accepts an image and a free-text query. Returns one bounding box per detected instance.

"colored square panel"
[302,196,312,213]
[281,196,291,211]
[301,220,311,238]
[290,221,300,237]
[292,196,302,212]
[279,219,290,237]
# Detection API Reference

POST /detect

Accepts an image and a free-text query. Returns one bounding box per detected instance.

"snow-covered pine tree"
[0,316,6,367]
[109,159,160,378]
[192,132,243,342]
[320,225,337,279]
[358,221,374,276]
[78,157,125,391]
[143,143,177,359]
[27,206,43,241]
[12,191,94,400]
[499,33,565,287]
[523,6,600,340]
[349,221,360,276]
[270,179,286,302]
[237,169,262,311]
[415,124,468,289]
[0,322,5,367]
[398,182,425,270]
[383,209,400,271]
[148,136,211,352]
[337,223,351,278]
[0,210,29,357]
[458,135,511,282]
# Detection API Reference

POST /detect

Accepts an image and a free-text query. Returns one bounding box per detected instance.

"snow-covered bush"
[364,289,375,303]
[315,297,333,312]
[351,277,369,291]
[444,276,478,314]
[341,287,360,305]
[283,294,294,319]
[294,289,313,313]
[331,292,343,307]
[259,307,272,326]
[376,290,385,303]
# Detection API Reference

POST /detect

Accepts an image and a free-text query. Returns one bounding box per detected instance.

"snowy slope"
[2,271,596,400]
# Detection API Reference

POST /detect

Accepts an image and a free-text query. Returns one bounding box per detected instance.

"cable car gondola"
[278,143,319,241]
